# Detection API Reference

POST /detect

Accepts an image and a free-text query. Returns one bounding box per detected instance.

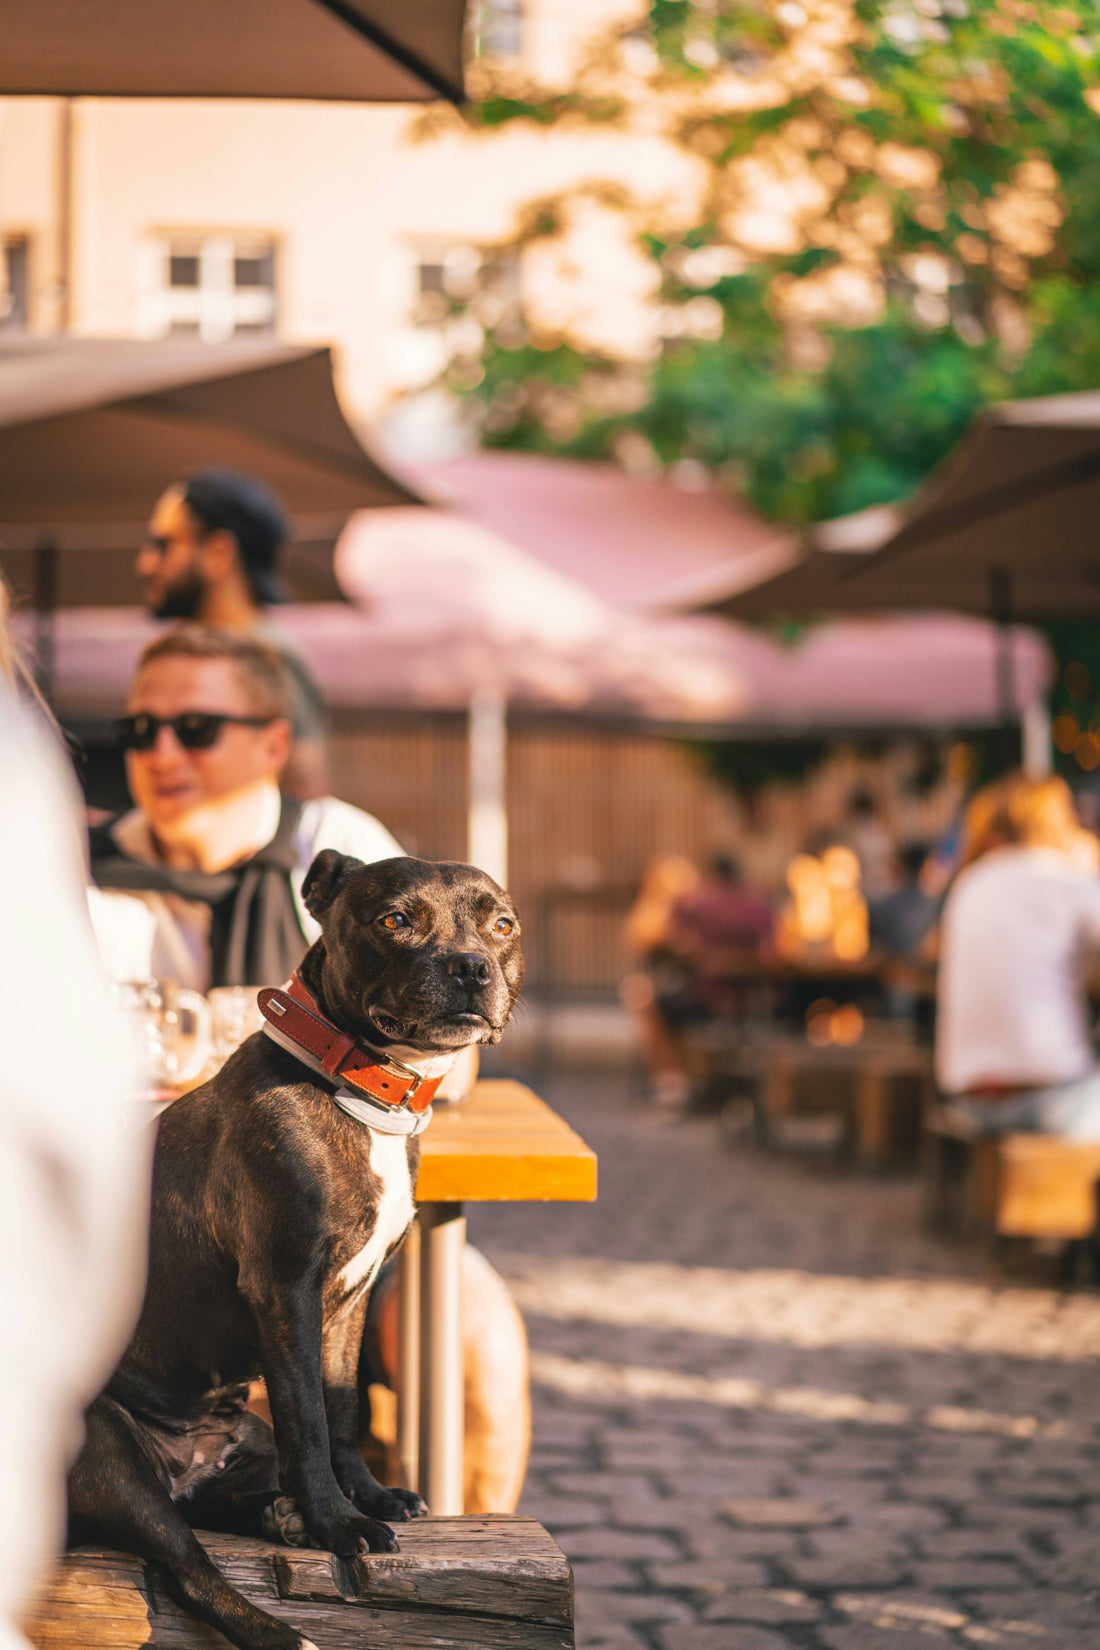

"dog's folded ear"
[302,849,366,920]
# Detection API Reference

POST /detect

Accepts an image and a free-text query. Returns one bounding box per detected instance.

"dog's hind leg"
[69,1400,317,1650]
[181,1410,285,1537]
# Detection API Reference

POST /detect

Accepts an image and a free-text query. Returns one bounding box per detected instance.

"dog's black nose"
[444,951,492,985]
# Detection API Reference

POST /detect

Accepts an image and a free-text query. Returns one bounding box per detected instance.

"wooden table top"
[416,1079,597,1204]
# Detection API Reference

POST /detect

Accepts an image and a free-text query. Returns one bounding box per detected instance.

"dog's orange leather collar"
[256,973,442,1115]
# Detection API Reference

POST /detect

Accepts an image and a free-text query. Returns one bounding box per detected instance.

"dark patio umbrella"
[692,391,1100,727]
[0,0,468,103]
[699,393,1100,625]
[0,334,422,623]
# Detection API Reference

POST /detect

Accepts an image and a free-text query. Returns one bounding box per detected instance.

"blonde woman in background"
[936,773,1100,1138]
[621,855,701,1110]
[0,576,149,1650]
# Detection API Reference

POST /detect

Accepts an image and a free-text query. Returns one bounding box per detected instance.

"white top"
[936,845,1100,1093]
[89,786,403,991]
[0,695,150,1618]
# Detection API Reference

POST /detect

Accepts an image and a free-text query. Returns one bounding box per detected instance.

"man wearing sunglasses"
[88,625,401,991]
[137,468,328,799]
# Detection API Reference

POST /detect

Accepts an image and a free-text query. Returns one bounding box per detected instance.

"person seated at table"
[869,843,937,962]
[842,785,896,900]
[88,624,402,989]
[672,852,775,962]
[869,841,938,1025]
[623,853,775,1111]
[936,773,1100,1138]
[621,855,702,1110]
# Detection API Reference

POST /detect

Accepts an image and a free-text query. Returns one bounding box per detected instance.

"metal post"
[467,687,507,888]
[56,98,74,333]
[989,566,1017,769]
[417,1200,465,1515]
[396,1218,421,1495]
[1022,699,1053,777]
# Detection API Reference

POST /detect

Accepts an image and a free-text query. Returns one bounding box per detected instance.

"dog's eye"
[493,916,514,936]
[380,912,408,931]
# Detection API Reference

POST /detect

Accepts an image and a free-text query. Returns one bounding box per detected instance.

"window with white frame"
[142,235,277,342]
[470,0,522,58]
[412,244,521,333]
[1,238,30,330]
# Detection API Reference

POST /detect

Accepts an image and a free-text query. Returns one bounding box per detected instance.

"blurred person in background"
[137,468,328,798]
[869,841,938,1025]
[869,841,938,962]
[673,852,775,960]
[623,853,776,1112]
[88,625,400,990]
[937,773,1100,1138]
[0,577,149,1650]
[621,855,701,1110]
[842,785,896,900]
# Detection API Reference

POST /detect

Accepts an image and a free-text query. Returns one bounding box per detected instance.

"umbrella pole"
[467,688,508,888]
[33,535,58,706]
[989,566,1018,770]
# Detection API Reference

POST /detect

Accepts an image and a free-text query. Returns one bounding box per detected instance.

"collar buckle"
[374,1051,424,1111]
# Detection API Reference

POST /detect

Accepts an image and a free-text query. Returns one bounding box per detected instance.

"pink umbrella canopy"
[41,504,1050,730]
[408,452,791,611]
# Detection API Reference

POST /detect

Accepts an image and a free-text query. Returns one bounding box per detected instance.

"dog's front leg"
[243,1271,399,1557]
[322,1296,426,1522]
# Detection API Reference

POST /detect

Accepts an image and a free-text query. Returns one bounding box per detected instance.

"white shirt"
[936,845,1100,1093]
[90,788,403,991]
[0,695,149,1638]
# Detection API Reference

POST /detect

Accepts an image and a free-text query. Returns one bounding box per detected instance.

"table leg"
[396,1217,420,1494]
[856,1069,888,1165]
[417,1200,466,1515]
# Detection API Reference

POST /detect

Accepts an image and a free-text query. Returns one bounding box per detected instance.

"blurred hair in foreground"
[0,581,150,1648]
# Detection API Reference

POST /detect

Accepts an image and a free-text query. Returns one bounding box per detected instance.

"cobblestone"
[645,1557,771,1592]
[702,1587,826,1622]
[656,1628,794,1650]
[469,1071,1100,1649]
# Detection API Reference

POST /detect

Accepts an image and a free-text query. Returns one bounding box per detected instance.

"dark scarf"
[89,796,309,988]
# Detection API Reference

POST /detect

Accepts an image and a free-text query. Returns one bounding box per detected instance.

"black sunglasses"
[115,711,275,753]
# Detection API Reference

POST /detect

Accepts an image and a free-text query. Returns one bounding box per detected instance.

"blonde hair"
[625,855,700,956]
[1003,774,1082,853]
[960,772,1086,867]
[0,572,17,689]
[0,573,56,727]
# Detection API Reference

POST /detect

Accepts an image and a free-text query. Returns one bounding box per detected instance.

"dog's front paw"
[351,1483,427,1523]
[305,1492,400,1557]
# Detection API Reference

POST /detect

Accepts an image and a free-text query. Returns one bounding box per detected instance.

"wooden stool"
[25,1517,575,1649]
[922,1109,1100,1241]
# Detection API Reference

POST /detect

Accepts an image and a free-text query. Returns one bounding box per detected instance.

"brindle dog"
[68,852,524,1650]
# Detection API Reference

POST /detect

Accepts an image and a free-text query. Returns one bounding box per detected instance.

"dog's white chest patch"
[339,1131,414,1295]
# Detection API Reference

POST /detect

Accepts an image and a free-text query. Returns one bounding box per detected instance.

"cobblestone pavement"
[467,1071,1100,1650]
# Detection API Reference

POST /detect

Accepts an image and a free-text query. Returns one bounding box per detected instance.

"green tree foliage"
[443,0,1100,525]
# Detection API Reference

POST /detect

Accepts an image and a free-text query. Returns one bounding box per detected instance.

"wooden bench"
[922,1110,1100,1240]
[757,1034,934,1166]
[25,1516,575,1649]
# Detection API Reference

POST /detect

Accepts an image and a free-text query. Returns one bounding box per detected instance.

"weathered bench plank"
[25,1516,574,1650]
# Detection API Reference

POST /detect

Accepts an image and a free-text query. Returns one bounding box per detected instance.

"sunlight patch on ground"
[528,1351,1089,1440]
[498,1254,1100,1361]
[836,1594,1050,1642]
